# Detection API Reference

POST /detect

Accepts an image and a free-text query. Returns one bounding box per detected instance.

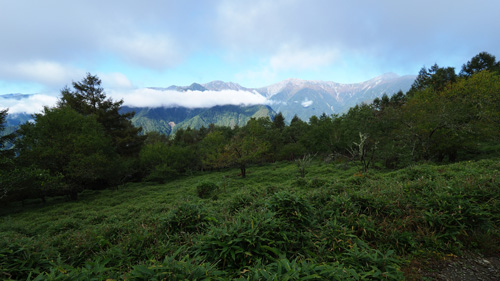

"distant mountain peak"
[202,81,246,91]
[368,72,401,82]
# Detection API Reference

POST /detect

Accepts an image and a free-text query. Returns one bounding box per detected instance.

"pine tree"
[59,73,145,156]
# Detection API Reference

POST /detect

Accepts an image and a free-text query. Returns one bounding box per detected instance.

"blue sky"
[1,0,499,105]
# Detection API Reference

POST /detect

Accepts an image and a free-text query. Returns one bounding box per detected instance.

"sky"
[1,0,500,113]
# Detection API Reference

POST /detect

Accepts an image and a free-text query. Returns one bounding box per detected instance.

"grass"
[1,158,499,280]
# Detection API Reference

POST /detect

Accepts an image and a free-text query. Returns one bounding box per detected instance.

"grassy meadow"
[1,158,499,280]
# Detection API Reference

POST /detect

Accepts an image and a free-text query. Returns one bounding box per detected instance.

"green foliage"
[15,106,120,199]
[341,241,404,280]
[308,177,327,188]
[0,109,15,158]
[460,51,500,77]
[144,164,180,183]
[221,118,270,178]
[409,63,457,94]
[0,238,50,280]
[162,202,213,233]
[59,73,145,157]
[196,181,219,199]
[2,52,500,280]
[0,165,62,203]
[268,191,312,229]
[293,177,308,187]
[295,154,313,178]
[174,105,274,133]
[195,210,283,270]
[198,130,229,170]
[226,192,255,214]
[1,159,499,279]
[140,142,197,182]
[126,256,222,280]
[241,258,359,280]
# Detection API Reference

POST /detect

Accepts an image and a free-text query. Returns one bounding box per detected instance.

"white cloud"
[99,72,134,90]
[107,33,181,69]
[1,88,268,114]
[270,45,339,71]
[110,88,268,108]
[0,61,85,87]
[235,67,278,88]
[1,94,58,114]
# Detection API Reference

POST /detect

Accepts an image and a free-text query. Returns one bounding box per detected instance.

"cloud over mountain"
[110,89,269,109]
[1,94,58,114]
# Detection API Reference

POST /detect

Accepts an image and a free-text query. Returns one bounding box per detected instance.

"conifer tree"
[59,73,145,157]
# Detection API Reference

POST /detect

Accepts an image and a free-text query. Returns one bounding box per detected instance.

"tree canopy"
[15,106,120,200]
[59,73,145,157]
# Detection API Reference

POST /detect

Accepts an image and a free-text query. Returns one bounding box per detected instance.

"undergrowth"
[0,158,498,280]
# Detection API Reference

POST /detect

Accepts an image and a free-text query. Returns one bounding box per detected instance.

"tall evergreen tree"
[58,73,145,156]
[272,112,286,130]
[460,52,500,77]
[409,64,456,95]
[0,109,15,159]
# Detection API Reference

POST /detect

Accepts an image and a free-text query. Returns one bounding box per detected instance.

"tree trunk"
[240,164,246,178]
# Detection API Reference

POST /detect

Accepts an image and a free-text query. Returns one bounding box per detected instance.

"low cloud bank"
[110,88,269,108]
[1,89,269,114]
[1,94,58,114]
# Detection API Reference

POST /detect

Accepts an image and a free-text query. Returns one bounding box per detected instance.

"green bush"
[308,177,327,188]
[195,210,283,270]
[240,258,359,281]
[196,181,218,199]
[126,256,222,280]
[0,238,49,280]
[293,177,308,187]
[341,240,404,280]
[144,164,179,183]
[226,192,255,214]
[162,203,213,233]
[30,258,118,281]
[242,253,403,280]
[268,191,312,229]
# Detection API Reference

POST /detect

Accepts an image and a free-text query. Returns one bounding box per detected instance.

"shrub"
[268,191,312,229]
[144,164,179,183]
[195,210,283,270]
[293,177,308,187]
[196,181,218,199]
[162,203,212,233]
[342,240,404,280]
[127,256,222,280]
[295,154,313,178]
[226,192,254,214]
[241,258,360,281]
[0,238,49,280]
[308,177,327,188]
[242,248,404,280]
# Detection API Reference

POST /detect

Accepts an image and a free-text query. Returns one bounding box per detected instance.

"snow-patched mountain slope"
[202,81,248,91]
[251,73,415,121]
[158,73,415,121]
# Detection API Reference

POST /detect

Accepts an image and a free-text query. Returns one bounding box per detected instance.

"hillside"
[123,104,274,135]
[1,158,498,279]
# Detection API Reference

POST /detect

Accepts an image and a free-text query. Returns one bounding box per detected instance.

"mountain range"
[129,73,415,134]
[2,73,416,135]
[123,104,273,135]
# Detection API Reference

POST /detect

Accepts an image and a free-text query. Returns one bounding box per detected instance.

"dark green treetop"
[460,51,500,77]
[58,73,145,156]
